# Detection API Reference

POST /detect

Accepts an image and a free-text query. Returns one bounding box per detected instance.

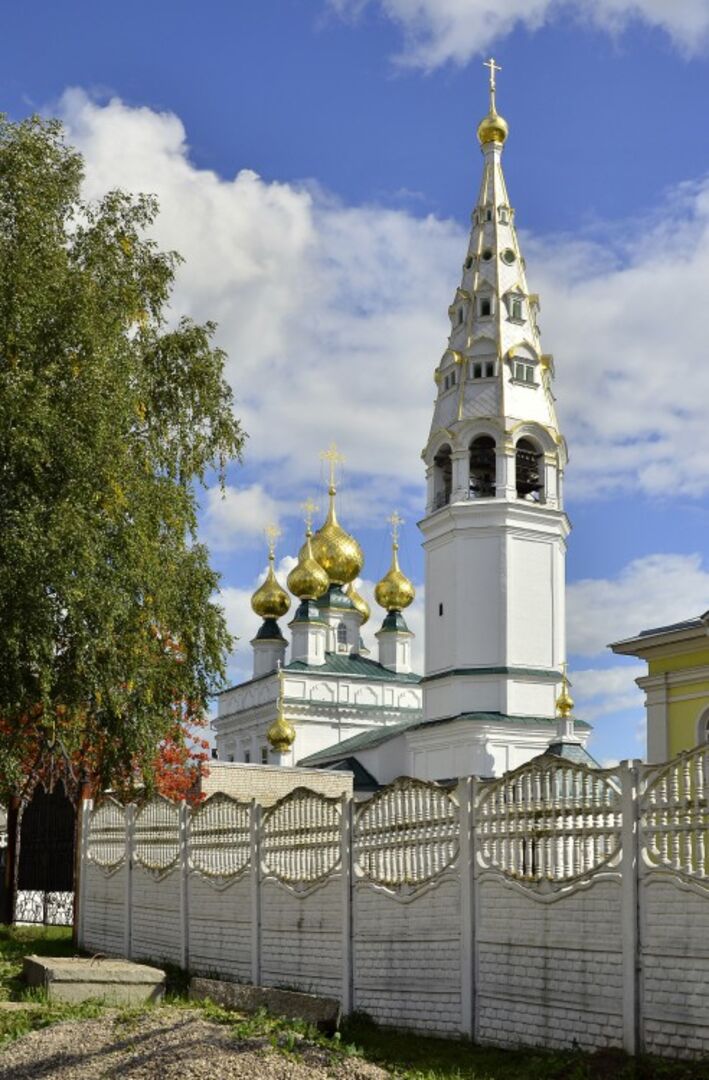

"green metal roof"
[417,711,591,732]
[286,653,421,683]
[298,716,421,764]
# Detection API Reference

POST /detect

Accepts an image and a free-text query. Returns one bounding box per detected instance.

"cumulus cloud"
[330,0,709,68]
[201,484,283,552]
[568,552,709,657]
[570,663,646,721]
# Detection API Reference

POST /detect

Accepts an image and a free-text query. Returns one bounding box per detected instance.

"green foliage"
[0,113,244,797]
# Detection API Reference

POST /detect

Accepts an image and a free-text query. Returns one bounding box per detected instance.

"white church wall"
[506,535,554,668]
[79,749,709,1059]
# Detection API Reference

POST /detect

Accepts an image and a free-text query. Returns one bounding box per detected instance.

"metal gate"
[15,782,75,925]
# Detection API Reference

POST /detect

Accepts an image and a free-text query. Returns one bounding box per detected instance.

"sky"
[3,0,709,765]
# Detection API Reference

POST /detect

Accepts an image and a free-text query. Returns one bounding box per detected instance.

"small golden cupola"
[251,525,291,621]
[311,443,364,586]
[477,56,509,146]
[555,670,574,719]
[287,499,329,603]
[266,666,295,755]
[375,511,415,614]
[345,581,370,625]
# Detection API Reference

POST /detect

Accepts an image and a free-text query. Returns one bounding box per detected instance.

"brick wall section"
[260,877,343,999]
[201,762,352,806]
[130,866,182,966]
[640,877,709,1059]
[353,877,462,1035]
[82,863,126,956]
[476,876,624,1050]
[187,874,252,983]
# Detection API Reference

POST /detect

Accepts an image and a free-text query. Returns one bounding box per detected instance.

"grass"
[0,927,706,1078]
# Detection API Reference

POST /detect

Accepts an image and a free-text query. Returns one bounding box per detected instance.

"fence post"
[620,760,640,1055]
[124,804,135,960]
[340,794,354,1016]
[76,798,93,951]
[179,802,190,972]
[250,801,261,987]
[458,777,474,1039]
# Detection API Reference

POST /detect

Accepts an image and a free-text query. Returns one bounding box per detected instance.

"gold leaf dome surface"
[251,557,291,620]
[345,581,370,625]
[374,545,415,612]
[311,489,364,586]
[287,532,329,601]
[477,107,508,146]
[267,708,295,753]
[556,674,574,719]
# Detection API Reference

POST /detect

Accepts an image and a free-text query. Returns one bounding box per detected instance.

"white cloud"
[330,0,709,69]
[201,484,283,551]
[568,552,709,657]
[570,663,646,721]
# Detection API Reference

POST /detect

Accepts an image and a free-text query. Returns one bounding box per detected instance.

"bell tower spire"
[419,65,570,733]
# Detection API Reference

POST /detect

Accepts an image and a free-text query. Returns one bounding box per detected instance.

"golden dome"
[311,488,364,586]
[345,581,370,625]
[375,542,415,613]
[556,673,574,719]
[251,555,291,620]
[477,106,508,146]
[267,672,295,753]
[287,531,329,601]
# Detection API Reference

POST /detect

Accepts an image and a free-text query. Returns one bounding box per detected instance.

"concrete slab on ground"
[23,955,166,1005]
[190,976,341,1034]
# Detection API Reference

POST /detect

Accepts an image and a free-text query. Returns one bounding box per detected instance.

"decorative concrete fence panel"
[78,753,709,1058]
[352,778,463,1034]
[473,760,627,1051]
[638,745,709,1060]
[259,789,345,1000]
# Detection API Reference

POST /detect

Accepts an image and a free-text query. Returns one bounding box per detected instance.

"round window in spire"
[481,249,493,262]
[501,248,516,265]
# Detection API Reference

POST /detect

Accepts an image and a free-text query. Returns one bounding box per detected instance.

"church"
[213,63,593,786]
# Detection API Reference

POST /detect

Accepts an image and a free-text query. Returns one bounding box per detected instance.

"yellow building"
[611,613,709,762]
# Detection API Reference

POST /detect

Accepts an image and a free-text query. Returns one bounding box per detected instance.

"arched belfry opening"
[515,438,544,501]
[433,444,452,508]
[469,436,496,498]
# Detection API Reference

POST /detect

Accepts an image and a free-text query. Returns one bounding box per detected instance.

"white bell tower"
[420,60,569,725]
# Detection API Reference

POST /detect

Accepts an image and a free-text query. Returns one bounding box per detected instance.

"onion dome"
[556,672,574,719]
[477,107,508,146]
[311,486,364,586]
[287,529,329,601]
[267,672,295,753]
[251,553,290,620]
[345,581,370,625]
[375,529,415,613]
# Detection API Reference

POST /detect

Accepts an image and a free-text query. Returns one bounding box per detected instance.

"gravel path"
[0,1008,391,1080]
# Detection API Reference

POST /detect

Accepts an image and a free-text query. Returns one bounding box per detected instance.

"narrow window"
[438,603,444,616]
[469,435,496,498]
[480,298,492,317]
[473,362,482,379]
[261,746,269,764]
[227,754,234,763]
[337,622,347,646]
[244,750,251,764]
[485,361,495,377]
[514,360,535,384]
[464,255,473,270]
[511,298,523,320]
[486,209,492,222]
[516,438,543,500]
[458,308,464,326]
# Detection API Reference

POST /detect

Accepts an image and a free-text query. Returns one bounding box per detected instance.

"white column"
[497,447,516,500]
[451,449,469,502]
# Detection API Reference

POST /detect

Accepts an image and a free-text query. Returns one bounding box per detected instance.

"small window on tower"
[438,603,444,616]
[485,361,495,377]
[337,622,347,646]
[464,255,473,270]
[244,749,251,764]
[499,207,509,223]
[481,249,493,261]
[514,360,535,385]
[511,298,523,320]
[261,746,269,764]
[486,209,493,222]
[472,362,482,379]
[480,298,492,317]
[458,308,464,326]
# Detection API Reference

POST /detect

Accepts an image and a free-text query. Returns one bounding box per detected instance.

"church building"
[213,63,592,785]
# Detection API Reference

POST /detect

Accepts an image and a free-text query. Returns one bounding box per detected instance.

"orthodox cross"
[320,442,345,490]
[301,497,319,533]
[388,510,404,546]
[265,523,281,559]
[484,56,501,109]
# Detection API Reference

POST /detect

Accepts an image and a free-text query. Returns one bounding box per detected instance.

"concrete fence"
[78,746,709,1059]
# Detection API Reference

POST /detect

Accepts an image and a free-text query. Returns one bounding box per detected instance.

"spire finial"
[301,498,319,536]
[265,523,281,562]
[388,510,404,550]
[320,442,345,495]
[483,56,502,110]
[556,663,574,719]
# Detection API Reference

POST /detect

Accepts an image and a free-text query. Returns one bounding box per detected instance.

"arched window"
[698,709,709,745]
[469,436,496,498]
[433,444,452,509]
[515,438,544,500]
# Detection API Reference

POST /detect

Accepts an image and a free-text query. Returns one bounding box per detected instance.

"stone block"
[189,976,341,1034]
[23,955,166,1005]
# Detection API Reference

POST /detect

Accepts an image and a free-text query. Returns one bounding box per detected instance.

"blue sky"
[4,1,709,764]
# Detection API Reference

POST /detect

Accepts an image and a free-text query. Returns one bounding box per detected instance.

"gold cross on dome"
[388,510,404,545]
[320,442,345,490]
[265,523,281,559]
[301,497,319,531]
[484,57,501,92]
